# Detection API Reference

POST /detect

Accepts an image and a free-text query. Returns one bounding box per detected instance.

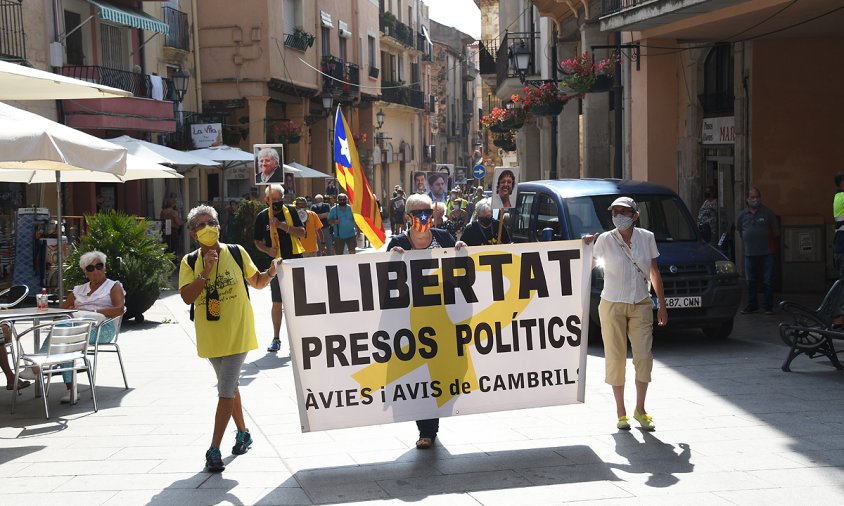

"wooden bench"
[778,279,844,372]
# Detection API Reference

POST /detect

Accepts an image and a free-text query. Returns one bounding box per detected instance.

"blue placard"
[472,165,486,179]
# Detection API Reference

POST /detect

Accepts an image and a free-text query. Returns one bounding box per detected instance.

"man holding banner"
[254,184,305,353]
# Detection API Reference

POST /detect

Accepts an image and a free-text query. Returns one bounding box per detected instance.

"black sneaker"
[232,429,253,455]
[205,446,225,472]
[267,339,281,352]
[740,306,758,314]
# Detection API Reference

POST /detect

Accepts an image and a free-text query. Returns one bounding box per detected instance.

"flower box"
[529,101,565,116]
[493,138,516,151]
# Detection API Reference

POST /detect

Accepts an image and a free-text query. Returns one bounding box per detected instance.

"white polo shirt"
[593,227,660,304]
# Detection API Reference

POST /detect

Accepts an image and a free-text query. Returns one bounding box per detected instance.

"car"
[511,178,741,339]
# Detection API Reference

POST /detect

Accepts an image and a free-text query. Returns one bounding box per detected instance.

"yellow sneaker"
[617,416,631,430]
[633,409,655,431]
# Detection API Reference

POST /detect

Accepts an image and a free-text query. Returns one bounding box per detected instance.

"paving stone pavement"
[2,284,844,505]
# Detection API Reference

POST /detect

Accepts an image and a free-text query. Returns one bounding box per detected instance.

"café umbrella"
[0,102,128,299]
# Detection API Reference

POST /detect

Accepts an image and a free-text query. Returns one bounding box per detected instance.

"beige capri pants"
[597,297,654,386]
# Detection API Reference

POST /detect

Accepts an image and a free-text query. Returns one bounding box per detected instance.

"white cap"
[608,196,638,212]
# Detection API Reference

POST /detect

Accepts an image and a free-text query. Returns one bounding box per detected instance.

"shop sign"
[191,123,222,148]
[702,116,735,145]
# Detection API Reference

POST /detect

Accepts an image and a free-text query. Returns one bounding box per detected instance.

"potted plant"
[517,83,569,116]
[65,211,176,322]
[480,106,525,133]
[492,131,516,151]
[295,28,315,48]
[272,119,302,144]
[558,51,620,94]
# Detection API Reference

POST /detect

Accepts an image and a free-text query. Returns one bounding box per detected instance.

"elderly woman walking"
[584,197,667,431]
[179,205,279,472]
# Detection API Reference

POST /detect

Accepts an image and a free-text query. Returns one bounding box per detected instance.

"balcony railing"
[368,66,380,79]
[603,0,657,17]
[0,0,26,62]
[496,32,537,91]
[381,80,424,109]
[163,7,189,51]
[60,65,176,100]
[284,31,314,52]
[479,39,498,75]
[380,13,415,49]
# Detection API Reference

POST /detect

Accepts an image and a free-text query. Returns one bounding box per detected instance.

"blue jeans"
[745,254,774,310]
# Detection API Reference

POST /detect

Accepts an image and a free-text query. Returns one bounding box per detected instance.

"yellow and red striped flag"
[334,106,386,249]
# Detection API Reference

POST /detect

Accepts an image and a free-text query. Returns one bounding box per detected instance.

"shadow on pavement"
[610,431,693,487]
[0,445,45,466]
[146,470,242,506]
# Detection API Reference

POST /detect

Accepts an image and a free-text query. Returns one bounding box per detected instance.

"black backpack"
[186,244,249,321]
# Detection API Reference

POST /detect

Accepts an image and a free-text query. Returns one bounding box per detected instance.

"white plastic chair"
[11,319,96,419]
[87,316,128,393]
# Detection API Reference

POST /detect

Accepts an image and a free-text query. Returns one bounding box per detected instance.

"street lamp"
[172,68,190,103]
[512,40,531,82]
[321,90,334,115]
[376,108,385,129]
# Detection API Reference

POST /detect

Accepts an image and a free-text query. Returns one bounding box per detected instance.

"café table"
[0,307,76,350]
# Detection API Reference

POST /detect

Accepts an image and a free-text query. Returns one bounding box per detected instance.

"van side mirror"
[539,227,554,242]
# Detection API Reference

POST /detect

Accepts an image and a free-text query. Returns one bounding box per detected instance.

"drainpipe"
[613,31,622,179]
[191,0,203,108]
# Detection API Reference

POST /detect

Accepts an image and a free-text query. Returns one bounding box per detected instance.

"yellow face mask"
[196,225,219,246]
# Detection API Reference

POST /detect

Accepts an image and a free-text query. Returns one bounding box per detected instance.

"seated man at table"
[13,251,125,403]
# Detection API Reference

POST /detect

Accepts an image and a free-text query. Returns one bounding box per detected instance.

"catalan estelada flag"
[334,106,386,249]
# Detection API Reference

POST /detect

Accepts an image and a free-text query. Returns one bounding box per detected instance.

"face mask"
[478,216,493,227]
[747,197,760,208]
[196,225,219,246]
[612,214,635,231]
[339,201,348,207]
[297,209,308,223]
[271,201,284,212]
[410,210,433,233]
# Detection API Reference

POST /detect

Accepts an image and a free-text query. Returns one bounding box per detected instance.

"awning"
[87,0,170,35]
[285,162,329,179]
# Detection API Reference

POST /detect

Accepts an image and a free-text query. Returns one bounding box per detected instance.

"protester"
[736,186,779,315]
[310,194,333,256]
[179,205,279,472]
[386,194,465,449]
[160,198,184,254]
[461,199,510,245]
[295,196,324,257]
[253,185,305,353]
[390,188,407,235]
[584,197,666,432]
[328,193,358,255]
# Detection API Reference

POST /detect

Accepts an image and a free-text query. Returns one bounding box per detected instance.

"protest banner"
[279,241,593,432]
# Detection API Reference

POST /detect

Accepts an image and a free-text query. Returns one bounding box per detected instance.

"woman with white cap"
[584,196,667,431]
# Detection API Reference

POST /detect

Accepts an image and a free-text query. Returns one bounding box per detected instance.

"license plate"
[662,296,702,309]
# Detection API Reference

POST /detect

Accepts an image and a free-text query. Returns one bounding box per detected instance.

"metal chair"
[1,284,29,380]
[11,319,96,419]
[779,280,844,372]
[87,316,128,393]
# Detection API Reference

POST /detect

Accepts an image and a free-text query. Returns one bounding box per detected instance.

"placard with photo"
[411,171,428,195]
[491,167,519,209]
[426,171,448,203]
[253,144,285,185]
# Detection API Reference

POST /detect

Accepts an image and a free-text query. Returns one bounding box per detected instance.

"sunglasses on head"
[408,209,433,217]
[85,262,104,272]
[194,219,218,230]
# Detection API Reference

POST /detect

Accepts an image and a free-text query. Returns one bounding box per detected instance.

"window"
[283,0,302,35]
[64,10,84,65]
[397,54,404,81]
[339,37,347,62]
[701,43,734,115]
[389,53,396,81]
[100,24,125,70]
[536,194,560,239]
[368,35,376,68]
[512,192,535,240]
[321,27,330,56]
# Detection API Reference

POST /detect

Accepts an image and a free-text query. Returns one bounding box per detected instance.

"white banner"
[279,241,593,432]
[191,123,223,148]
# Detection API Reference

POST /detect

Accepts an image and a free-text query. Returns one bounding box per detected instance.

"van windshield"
[565,194,698,242]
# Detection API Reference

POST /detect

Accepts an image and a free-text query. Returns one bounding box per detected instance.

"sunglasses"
[85,263,104,272]
[408,209,433,217]
[194,219,218,230]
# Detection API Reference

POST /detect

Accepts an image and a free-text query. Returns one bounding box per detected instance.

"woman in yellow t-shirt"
[179,205,279,473]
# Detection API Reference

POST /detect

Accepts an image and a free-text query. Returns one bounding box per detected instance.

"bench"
[778,279,844,372]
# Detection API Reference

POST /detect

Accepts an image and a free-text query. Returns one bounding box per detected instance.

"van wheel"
[703,321,733,339]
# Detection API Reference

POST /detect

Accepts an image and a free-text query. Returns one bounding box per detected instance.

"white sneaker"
[18,368,37,380]
[60,385,78,404]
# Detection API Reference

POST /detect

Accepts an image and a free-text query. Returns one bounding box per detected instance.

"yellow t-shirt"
[179,244,259,358]
[300,210,324,253]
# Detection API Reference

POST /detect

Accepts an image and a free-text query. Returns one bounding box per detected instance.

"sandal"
[6,379,31,391]
[633,409,655,431]
[617,416,631,430]
[415,437,433,450]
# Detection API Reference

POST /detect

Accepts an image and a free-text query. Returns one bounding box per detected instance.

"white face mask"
[297,209,308,223]
[612,214,635,231]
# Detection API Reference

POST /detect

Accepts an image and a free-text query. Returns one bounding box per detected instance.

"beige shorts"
[598,297,654,386]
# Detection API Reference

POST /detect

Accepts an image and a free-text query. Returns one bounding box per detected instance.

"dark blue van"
[512,179,741,338]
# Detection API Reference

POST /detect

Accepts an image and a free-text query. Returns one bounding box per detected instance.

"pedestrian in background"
[736,186,779,315]
[310,194,333,256]
[584,197,666,432]
[329,193,358,255]
[295,196,324,258]
[253,185,305,353]
[179,205,279,472]
[697,187,717,244]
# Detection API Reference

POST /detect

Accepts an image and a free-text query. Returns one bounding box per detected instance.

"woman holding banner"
[386,194,465,449]
[583,197,667,432]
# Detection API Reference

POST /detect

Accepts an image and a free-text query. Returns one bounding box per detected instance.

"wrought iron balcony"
[496,32,537,91]
[60,65,176,100]
[381,80,424,109]
[284,30,315,52]
[369,66,380,79]
[0,0,26,62]
[380,13,415,49]
[479,39,498,75]
[163,7,189,51]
